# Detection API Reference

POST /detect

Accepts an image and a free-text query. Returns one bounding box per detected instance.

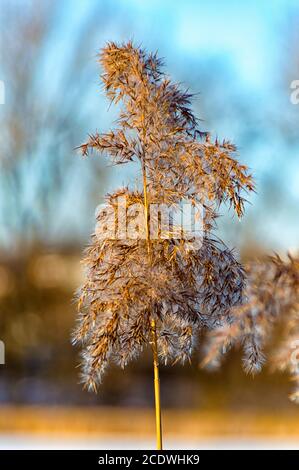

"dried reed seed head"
[79,41,254,215]
[202,254,299,401]
[74,41,253,391]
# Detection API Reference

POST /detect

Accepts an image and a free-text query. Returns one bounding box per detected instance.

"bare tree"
[0,0,111,252]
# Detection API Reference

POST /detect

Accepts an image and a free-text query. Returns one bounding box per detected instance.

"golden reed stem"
[142,160,163,450]
[150,318,163,450]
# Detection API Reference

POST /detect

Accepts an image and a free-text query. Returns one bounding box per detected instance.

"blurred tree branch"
[0,0,112,253]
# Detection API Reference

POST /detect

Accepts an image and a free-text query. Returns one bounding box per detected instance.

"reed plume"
[202,254,299,402]
[72,41,254,448]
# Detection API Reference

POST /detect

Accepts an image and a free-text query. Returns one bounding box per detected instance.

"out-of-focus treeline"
[0,0,110,405]
[0,0,298,411]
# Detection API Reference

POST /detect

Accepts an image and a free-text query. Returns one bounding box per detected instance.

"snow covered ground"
[0,435,298,450]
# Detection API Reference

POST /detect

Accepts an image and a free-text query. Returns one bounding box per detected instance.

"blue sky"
[2,0,299,252]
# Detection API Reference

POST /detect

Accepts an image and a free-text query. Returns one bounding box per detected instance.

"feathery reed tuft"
[203,254,299,401]
[73,42,253,410]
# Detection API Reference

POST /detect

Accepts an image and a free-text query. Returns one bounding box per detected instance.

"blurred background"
[0,0,299,449]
